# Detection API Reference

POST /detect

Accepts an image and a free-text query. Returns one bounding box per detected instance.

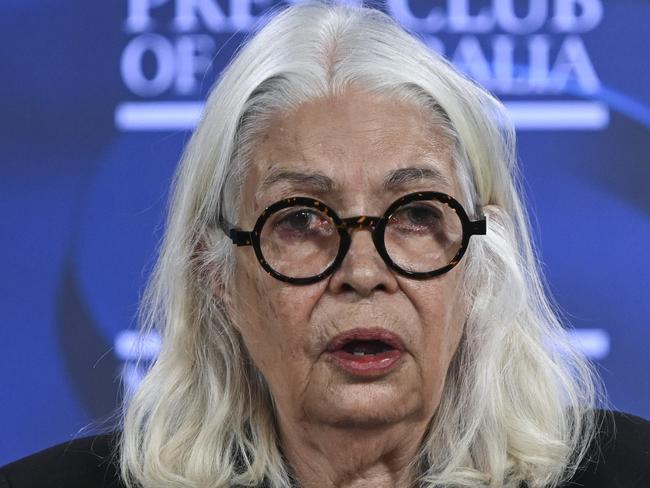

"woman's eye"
[279,210,314,230]
[406,206,438,225]
[274,209,333,237]
[392,205,441,229]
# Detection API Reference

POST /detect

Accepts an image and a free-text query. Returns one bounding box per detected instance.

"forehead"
[245,88,457,209]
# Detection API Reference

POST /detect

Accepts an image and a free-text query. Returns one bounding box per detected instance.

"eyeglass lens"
[258,198,463,280]
[385,200,462,273]
[260,207,340,279]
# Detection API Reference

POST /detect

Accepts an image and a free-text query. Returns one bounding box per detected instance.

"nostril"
[341,283,355,293]
[339,281,387,294]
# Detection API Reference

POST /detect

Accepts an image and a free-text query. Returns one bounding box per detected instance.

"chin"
[304,386,424,428]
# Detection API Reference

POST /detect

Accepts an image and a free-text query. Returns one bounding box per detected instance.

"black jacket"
[2,411,649,487]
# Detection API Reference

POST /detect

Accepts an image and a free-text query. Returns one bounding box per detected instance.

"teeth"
[353,351,366,356]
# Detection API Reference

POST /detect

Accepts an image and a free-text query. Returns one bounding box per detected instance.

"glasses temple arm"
[229,230,253,246]
[218,214,253,246]
[469,217,487,236]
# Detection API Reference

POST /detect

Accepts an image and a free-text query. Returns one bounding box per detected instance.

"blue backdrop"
[1,0,649,466]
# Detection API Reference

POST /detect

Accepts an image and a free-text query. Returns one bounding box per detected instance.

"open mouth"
[326,329,405,376]
[341,339,395,356]
[326,328,405,354]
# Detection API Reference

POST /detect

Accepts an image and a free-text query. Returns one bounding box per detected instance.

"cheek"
[403,272,465,382]
[231,258,279,329]
[230,254,326,378]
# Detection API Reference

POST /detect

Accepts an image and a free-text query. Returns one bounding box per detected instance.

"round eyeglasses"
[221,191,486,285]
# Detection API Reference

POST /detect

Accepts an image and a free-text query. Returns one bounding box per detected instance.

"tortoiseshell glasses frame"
[220,191,486,285]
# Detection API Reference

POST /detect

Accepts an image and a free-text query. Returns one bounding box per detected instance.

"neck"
[277,414,428,488]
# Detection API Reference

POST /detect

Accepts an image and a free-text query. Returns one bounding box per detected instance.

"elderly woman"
[2,3,649,488]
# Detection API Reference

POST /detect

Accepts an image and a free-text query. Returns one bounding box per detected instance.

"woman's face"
[227,88,467,431]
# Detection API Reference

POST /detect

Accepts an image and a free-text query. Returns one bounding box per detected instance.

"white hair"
[117,2,602,487]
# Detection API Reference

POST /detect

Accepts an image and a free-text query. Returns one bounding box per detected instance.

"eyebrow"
[383,166,451,191]
[256,164,451,200]
[257,168,337,197]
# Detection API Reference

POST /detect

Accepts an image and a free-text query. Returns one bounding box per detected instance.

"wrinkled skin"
[225,87,467,488]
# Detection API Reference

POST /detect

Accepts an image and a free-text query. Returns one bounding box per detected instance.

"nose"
[327,227,399,297]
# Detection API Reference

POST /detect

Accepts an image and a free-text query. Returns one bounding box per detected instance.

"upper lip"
[326,328,406,353]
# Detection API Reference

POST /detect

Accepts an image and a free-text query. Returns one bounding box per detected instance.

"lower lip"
[328,349,403,376]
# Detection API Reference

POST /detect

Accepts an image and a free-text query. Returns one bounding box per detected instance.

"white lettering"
[121,34,175,96]
[488,35,553,94]
[448,0,495,33]
[492,34,515,92]
[443,33,598,96]
[229,0,261,31]
[174,35,216,94]
[386,0,446,32]
[495,0,548,34]
[553,0,603,32]
[549,35,600,93]
[528,35,551,92]
[119,0,604,100]
[452,36,492,84]
[126,0,170,32]
[174,0,227,32]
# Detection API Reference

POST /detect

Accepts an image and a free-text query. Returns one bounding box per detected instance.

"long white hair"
[117,3,602,487]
